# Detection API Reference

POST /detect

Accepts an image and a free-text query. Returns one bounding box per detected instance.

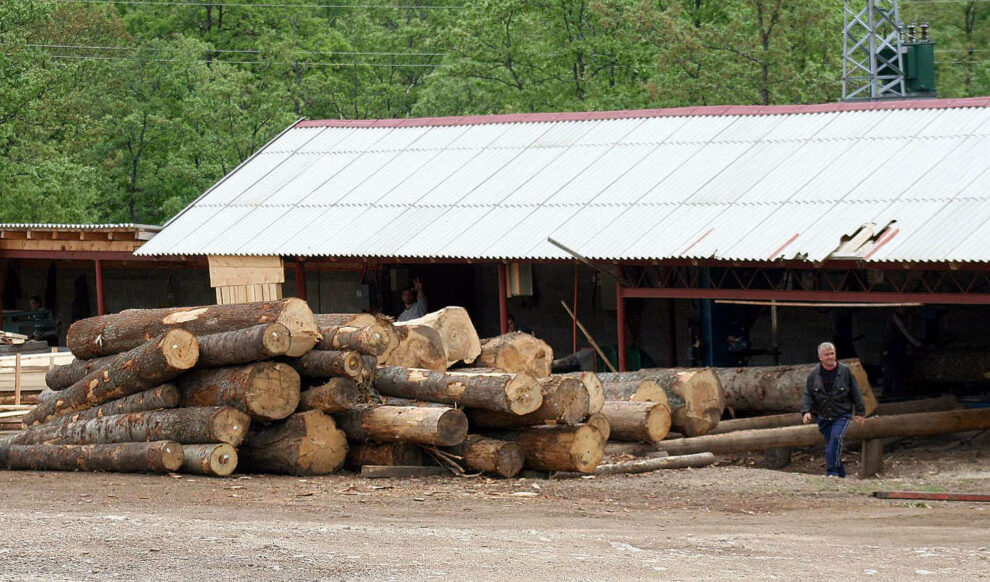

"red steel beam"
[497,263,508,334]
[872,491,990,502]
[619,287,990,305]
[616,266,627,372]
[94,259,106,316]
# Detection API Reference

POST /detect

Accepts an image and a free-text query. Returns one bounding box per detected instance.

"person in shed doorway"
[507,314,536,336]
[396,277,427,322]
[801,342,866,478]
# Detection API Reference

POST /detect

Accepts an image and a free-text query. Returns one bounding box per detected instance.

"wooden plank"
[0,239,141,252]
[14,353,21,405]
[861,439,883,478]
[360,465,445,479]
[872,491,990,502]
[0,409,30,419]
[208,255,284,287]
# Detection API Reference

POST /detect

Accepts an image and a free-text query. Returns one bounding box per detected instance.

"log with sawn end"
[287,349,364,381]
[556,452,715,478]
[317,323,391,356]
[397,307,481,366]
[383,325,447,371]
[374,366,542,415]
[448,435,524,478]
[299,377,365,414]
[0,441,183,473]
[67,298,319,359]
[600,400,672,443]
[45,384,181,427]
[598,368,723,437]
[334,405,468,447]
[585,412,611,441]
[195,323,291,368]
[316,313,399,364]
[476,332,553,379]
[45,354,115,391]
[239,410,348,476]
[177,362,300,423]
[24,329,199,427]
[493,423,606,474]
[346,441,425,469]
[561,371,604,414]
[466,375,589,429]
[181,443,238,477]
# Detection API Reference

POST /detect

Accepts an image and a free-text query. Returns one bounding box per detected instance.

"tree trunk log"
[449,435,524,478]
[359,355,378,384]
[599,368,723,437]
[600,379,668,402]
[397,307,481,366]
[558,452,715,477]
[239,410,348,475]
[494,424,606,474]
[346,441,424,469]
[383,325,447,371]
[67,298,319,359]
[600,401,672,443]
[177,362,300,423]
[45,354,115,391]
[585,412,611,441]
[196,323,291,368]
[24,329,199,427]
[334,405,468,447]
[287,349,364,381]
[466,375,589,429]
[316,314,399,365]
[299,378,365,414]
[181,443,238,477]
[374,366,542,415]
[712,358,878,415]
[0,441,183,473]
[317,323,390,357]
[477,333,552,379]
[561,371,604,414]
[9,407,250,447]
[905,349,990,387]
[46,384,181,427]
[656,408,990,456]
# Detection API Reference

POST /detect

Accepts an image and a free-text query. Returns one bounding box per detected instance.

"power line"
[49,0,464,9]
[14,42,446,57]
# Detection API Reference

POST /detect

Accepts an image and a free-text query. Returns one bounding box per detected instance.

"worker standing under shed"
[396,277,427,322]
[802,342,866,478]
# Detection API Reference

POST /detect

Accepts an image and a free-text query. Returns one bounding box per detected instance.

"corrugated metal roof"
[0,223,161,231]
[137,97,990,263]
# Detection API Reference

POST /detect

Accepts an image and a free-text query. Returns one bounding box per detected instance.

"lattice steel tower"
[842,0,906,100]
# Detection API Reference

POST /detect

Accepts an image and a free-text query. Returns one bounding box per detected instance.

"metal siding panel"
[760,113,835,141]
[916,108,990,137]
[639,142,753,204]
[814,110,891,140]
[299,152,400,205]
[336,150,438,205]
[445,123,514,148]
[362,206,449,257]
[206,153,292,206]
[687,142,798,204]
[298,127,364,152]
[845,137,967,202]
[264,152,360,206]
[485,205,583,258]
[439,206,534,258]
[907,136,990,199]
[280,205,373,255]
[136,207,219,255]
[958,164,990,199]
[573,118,646,145]
[789,139,908,203]
[530,120,599,147]
[735,141,851,204]
[619,204,727,260]
[167,206,254,254]
[591,143,702,204]
[547,205,630,257]
[710,114,783,143]
[230,153,327,206]
[488,122,557,148]
[618,116,694,144]
[458,147,566,206]
[262,126,326,153]
[500,145,610,206]
[228,206,296,254]
[400,206,493,257]
[876,200,990,261]
[545,144,656,205]
[688,204,781,259]
[863,109,942,138]
[658,115,739,143]
[789,201,890,261]
[413,149,521,206]
[366,126,431,151]
[378,149,483,206]
[407,125,473,149]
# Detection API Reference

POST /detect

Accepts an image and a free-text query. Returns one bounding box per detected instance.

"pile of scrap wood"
[0,302,722,478]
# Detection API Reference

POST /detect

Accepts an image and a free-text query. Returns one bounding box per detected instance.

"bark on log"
[598,369,723,437]
[397,307,481,366]
[464,375,589,429]
[45,354,115,391]
[239,410,348,475]
[656,408,990,456]
[299,378,365,414]
[177,362,300,423]
[495,424,606,474]
[374,366,542,415]
[558,452,715,478]
[317,314,399,365]
[600,379,667,403]
[562,371,604,414]
[359,355,378,384]
[196,323,291,368]
[383,325,447,371]
[67,298,319,359]
[713,358,878,415]
[317,323,390,357]
[600,401,672,443]
[334,405,468,447]
[24,329,199,427]
[9,407,250,447]
[181,443,238,477]
[0,441,183,473]
[345,441,424,469]
[707,395,961,435]
[476,333,552,379]
[449,435,524,478]
[46,384,181,427]
[287,349,364,381]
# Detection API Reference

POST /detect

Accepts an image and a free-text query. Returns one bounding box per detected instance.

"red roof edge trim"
[295,96,990,129]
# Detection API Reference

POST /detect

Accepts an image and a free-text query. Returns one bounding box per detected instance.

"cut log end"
[278,297,321,357]
[261,323,293,356]
[585,412,611,442]
[212,407,252,447]
[245,363,301,421]
[161,329,200,370]
[569,425,607,474]
[182,443,238,477]
[493,443,525,478]
[157,441,185,471]
[505,374,542,416]
[295,413,349,475]
[435,408,470,447]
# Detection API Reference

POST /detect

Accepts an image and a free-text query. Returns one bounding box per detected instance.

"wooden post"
[572,263,579,355]
[763,447,791,469]
[861,439,883,478]
[14,353,21,406]
[498,263,508,334]
[94,259,105,316]
[49,347,58,370]
[295,258,307,301]
[616,265,626,372]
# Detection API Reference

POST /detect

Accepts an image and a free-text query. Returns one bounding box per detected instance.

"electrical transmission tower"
[842,0,906,101]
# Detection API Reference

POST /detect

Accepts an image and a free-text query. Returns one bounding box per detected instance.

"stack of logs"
[0,300,730,478]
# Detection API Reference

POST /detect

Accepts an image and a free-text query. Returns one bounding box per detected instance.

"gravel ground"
[2,433,989,582]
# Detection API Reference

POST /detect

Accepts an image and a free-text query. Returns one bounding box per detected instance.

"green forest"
[1,0,987,225]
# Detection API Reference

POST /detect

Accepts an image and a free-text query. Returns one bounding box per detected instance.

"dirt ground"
[2,433,989,582]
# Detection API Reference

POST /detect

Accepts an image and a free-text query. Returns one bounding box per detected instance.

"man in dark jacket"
[802,342,866,477]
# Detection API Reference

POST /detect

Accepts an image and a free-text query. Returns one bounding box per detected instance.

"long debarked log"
[24,329,199,427]
[45,354,115,391]
[374,366,542,415]
[561,371,604,414]
[46,384,181,427]
[655,408,990,456]
[905,348,990,387]
[8,407,251,447]
[556,452,715,478]
[181,443,238,477]
[196,323,291,368]
[598,369,723,437]
[334,405,468,447]
[67,298,319,359]
[600,401,672,443]
[712,358,878,415]
[464,375,589,429]
[494,424,606,474]
[383,325,447,371]
[176,362,300,423]
[316,313,399,365]
[449,435,524,478]
[299,378,365,414]
[0,441,183,473]
[345,441,425,469]
[706,395,962,435]
[286,349,363,381]
[317,323,390,357]
[476,333,552,379]
[239,410,348,475]
[397,307,481,366]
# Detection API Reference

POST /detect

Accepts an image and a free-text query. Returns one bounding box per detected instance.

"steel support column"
[617,266,627,372]
[94,259,106,315]
[498,263,509,334]
[619,287,990,305]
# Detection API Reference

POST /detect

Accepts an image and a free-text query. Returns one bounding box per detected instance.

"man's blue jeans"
[817,415,851,477]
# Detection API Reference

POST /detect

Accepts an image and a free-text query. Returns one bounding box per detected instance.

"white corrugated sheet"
[137,99,990,263]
